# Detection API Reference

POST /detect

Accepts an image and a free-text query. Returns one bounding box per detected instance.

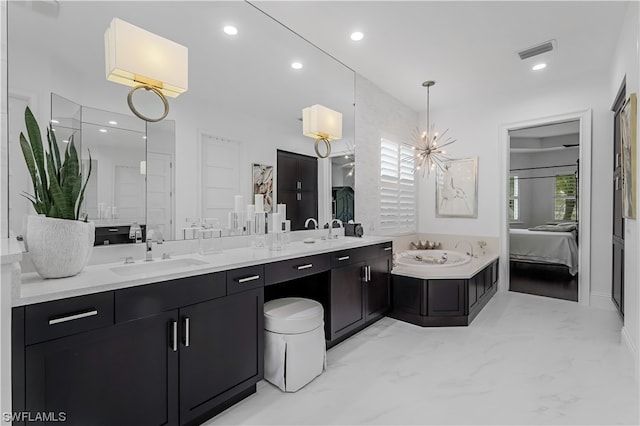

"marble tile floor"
[206,291,639,425]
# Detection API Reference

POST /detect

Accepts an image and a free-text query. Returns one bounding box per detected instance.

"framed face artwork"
[436,157,478,218]
[621,93,637,219]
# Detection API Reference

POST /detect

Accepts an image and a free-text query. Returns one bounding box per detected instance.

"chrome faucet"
[304,218,319,230]
[328,219,343,239]
[455,240,474,258]
[145,229,164,261]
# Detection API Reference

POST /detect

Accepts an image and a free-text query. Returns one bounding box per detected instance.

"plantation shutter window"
[380,138,416,233]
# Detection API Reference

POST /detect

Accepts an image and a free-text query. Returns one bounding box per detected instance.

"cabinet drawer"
[227,265,265,294]
[95,226,130,236]
[378,242,393,257]
[265,254,330,285]
[25,292,114,345]
[330,246,373,267]
[115,272,226,322]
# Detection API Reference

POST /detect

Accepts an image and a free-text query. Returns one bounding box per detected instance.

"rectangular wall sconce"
[302,104,342,158]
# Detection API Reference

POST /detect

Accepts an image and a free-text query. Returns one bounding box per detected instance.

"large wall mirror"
[7,1,355,243]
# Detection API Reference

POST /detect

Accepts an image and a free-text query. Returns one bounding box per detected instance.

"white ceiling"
[8,1,629,121]
[256,1,629,112]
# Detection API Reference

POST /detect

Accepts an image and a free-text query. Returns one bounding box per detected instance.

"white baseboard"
[589,291,616,311]
[621,326,639,380]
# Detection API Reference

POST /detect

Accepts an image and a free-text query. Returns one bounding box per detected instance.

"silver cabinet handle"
[367,266,371,282]
[237,275,260,283]
[171,320,178,352]
[384,247,392,251]
[362,266,367,282]
[297,193,301,201]
[184,317,190,347]
[108,228,119,232]
[615,176,622,190]
[337,256,350,261]
[49,310,98,325]
[297,264,313,270]
[616,153,621,168]
[297,181,302,189]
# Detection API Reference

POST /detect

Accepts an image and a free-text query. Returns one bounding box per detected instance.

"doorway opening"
[508,121,580,301]
[500,111,592,306]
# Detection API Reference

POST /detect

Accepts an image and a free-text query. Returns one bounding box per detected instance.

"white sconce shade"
[105,18,188,98]
[302,104,342,141]
[139,160,147,175]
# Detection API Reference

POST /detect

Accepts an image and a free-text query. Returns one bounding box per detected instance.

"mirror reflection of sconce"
[104,18,189,122]
[302,104,342,158]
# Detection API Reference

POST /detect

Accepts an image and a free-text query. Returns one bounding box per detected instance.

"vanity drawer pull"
[237,275,261,283]
[48,309,98,325]
[337,256,350,261]
[108,228,120,232]
[384,247,392,251]
[297,264,313,270]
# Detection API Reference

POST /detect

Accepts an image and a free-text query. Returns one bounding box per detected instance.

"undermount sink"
[110,258,209,276]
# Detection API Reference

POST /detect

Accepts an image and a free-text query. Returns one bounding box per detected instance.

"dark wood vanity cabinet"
[23,310,179,426]
[13,269,264,426]
[328,243,391,345]
[329,259,366,340]
[179,288,263,425]
[365,254,392,322]
[12,242,392,424]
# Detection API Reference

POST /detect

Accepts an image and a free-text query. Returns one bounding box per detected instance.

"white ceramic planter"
[26,215,95,279]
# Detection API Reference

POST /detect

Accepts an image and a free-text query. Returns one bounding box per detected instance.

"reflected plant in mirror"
[7,1,355,244]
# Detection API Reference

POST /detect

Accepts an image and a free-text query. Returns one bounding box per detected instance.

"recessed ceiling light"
[223,26,238,36]
[291,62,303,70]
[108,120,118,125]
[99,128,107,133]
[50,119,59,124]
[532,63,547,71]
[143,135,147,139]
[62,140,69,144]
[350,32,364,41]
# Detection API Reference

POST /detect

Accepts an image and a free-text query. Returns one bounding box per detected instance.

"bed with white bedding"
[509,228,578,275]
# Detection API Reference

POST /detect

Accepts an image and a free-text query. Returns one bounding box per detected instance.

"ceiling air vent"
[518,40,556,60]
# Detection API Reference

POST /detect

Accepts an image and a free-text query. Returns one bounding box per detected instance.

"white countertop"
[15,236,391,307]
[391,252,499,280]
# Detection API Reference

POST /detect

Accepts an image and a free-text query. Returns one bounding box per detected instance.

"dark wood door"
[25,311,178,426]
[612,240,624,315]
[611,80,625,316]
[330,261,365,339]
[427,280,466,316]
[276,151,299,191]
[179,288,263,425]
[365,256,391,322]
[277,150,318,231]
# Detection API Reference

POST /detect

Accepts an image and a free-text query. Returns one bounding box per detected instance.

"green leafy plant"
[19,106,92,221]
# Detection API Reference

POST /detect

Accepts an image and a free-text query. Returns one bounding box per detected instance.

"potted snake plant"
[20,106,95,278]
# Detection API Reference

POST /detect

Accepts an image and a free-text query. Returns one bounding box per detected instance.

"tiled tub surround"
[10,235,393,426]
